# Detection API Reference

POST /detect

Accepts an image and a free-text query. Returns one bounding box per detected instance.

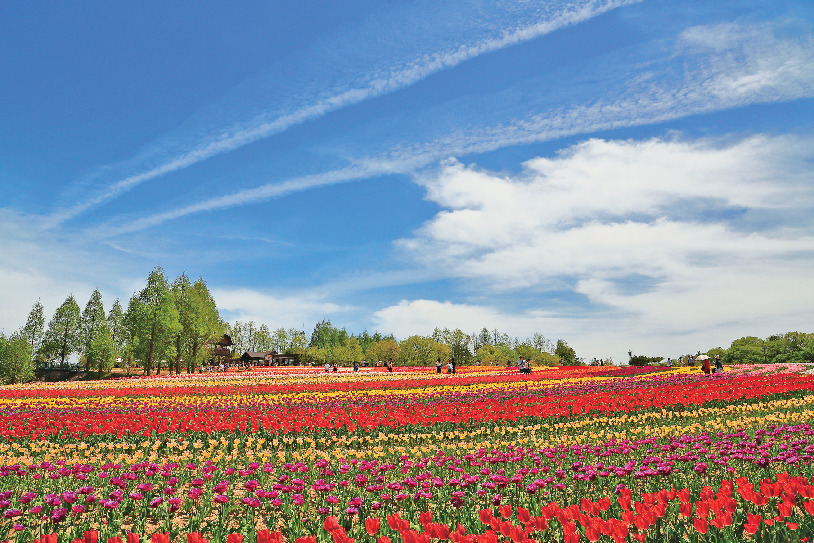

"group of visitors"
[435,358,456,374]
[517,356,531,374]
[701,354,724,375]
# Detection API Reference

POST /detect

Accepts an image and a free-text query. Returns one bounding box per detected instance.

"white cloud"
[391,134,814,360]
[402,135,814,284]
[211,287,356,331]
[0,212,141,334]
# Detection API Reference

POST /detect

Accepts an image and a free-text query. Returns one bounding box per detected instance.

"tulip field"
[2,364,814,543]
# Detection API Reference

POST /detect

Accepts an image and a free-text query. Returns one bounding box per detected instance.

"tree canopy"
[41,295,81,364]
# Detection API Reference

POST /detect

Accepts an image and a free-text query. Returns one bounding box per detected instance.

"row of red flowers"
[2,371,811,439]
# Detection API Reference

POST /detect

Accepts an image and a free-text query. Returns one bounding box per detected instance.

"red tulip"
[365,517,380,536]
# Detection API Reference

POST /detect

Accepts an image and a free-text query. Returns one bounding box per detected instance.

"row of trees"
[292,320,577,368]
[2,266,577,383]
[629,331,814,366]
[227,321,308,355]
[710,332,814,365]
[3,267,223,383]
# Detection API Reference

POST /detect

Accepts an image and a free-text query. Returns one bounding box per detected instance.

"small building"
[240,351,303,366]
[272,353,301,366]
[241,351,274,365]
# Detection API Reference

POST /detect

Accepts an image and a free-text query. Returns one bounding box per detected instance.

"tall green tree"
[286,329,308,354]
[125,267,180,375]
[0,332,33,384]
[230,320,272,353]
[271,328,289,353]
[21,300,45,361]
[174,275,222,373]
[478,328,492,348]
[531,332,553,354]
[336,337,364,364]
[447,328,473,364]
[81,288,109,371]
[400,335,437,366]
[256,324,273,352]
[309,319,348,349]
[515,343,544,364]
[107,299,128,362]
[492,329,511,348]
[475,344,514,366]
[41,295,82,364]
[172,274,194,374]
[366,339,400,365]
[723,336,764,365]
[86,329,116,374]
[555,339,579,365]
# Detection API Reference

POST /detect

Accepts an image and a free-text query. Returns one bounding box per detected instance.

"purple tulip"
[187,488,203,500]
[50,507,68,522]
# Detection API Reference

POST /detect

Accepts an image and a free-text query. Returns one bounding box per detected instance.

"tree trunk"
[190,339,199,374]
[175,334,182,375]
[147,320,156,376]
[61,322,68,364]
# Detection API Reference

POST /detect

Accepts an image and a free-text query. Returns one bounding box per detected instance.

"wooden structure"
[209,334,233,366]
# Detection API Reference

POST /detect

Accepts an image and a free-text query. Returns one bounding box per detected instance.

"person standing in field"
[436,357,442,374]
[702,357,711,375]
[387,358,393,372]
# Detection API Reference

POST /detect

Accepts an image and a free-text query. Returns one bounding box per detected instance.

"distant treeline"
[1,267,579,384]
[232,318,580,369]
[629,331,814,366]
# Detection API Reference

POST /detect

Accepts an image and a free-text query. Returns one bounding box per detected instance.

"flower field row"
[2,363,814,542]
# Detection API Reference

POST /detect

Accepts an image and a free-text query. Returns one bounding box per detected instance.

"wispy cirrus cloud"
[46,0,633,227]
[91,19,814,237]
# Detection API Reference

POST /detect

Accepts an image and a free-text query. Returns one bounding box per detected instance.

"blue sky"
[2,0,813,363]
